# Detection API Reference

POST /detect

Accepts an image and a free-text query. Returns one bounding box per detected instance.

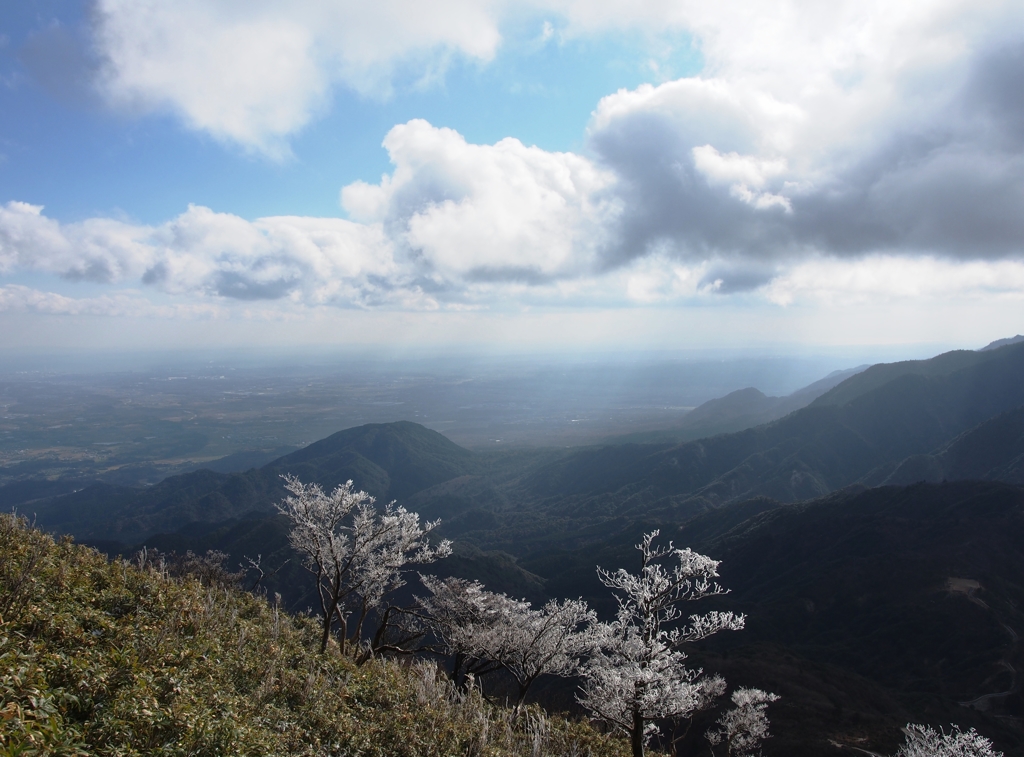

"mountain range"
[17,338,1024,754]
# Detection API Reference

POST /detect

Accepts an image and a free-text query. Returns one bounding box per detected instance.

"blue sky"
[2,6,700,223]
[1,1,1023,354]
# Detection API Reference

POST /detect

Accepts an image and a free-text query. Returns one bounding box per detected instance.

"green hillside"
[0,513,626,757]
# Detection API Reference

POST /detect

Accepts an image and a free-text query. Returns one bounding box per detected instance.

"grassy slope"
[0,514,626,757]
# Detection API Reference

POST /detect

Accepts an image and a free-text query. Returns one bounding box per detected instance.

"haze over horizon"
[1,1,1023,353]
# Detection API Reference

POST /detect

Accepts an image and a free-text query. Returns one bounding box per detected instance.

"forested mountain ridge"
[476,340,1024,546]
[30,421,479,544]
[26,340,1024,554]
[518,480,1024,755]
[810,341,1024,408]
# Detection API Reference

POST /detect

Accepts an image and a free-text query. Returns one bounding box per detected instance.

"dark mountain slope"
[527,481,1024,756]
[940,409,1024,483]
[33,468,278,545]
[134,509,549,612]
[884,406,1024,486]
[705,481,1024,754]
[508,342,1024,527]
[34,422,478,544]
[200,445,298,473]
[266,420,477,500]
[811,341,1024,408]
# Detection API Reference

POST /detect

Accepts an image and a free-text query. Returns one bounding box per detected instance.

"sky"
[0,0,1023,355]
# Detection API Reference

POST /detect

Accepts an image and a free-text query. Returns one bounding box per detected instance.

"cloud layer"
[0,201,404,307]
[5,0,1024,315]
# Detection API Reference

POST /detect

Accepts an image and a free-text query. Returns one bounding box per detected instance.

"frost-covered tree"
[490,597,596,709]
[706,688,780,756]
[896,725,1002,757]
[277,474,452,653]
[418,575,513,686]
[419,575,596,708]
[578,530,745,757]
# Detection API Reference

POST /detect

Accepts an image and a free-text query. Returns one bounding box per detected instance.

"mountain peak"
[980,334,1024,351]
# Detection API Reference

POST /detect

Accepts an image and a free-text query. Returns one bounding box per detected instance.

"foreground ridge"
[0,513,627,756]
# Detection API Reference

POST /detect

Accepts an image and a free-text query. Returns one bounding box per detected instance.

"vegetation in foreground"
[0,513,628,757]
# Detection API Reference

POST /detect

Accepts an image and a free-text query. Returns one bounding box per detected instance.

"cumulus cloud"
[0,201,154,281]
[0,115,617,308]
[0,201,410,308]
[90,0,509,155]
[580,1,1024,270]
[80,0,1015,158]
[342,120,617,289]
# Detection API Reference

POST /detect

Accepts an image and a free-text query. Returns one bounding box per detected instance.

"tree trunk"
[320,596,339,653]
[512,684,528,712]
[513,678,532,714]
[370,606,393,653]
[335,605,349,655]
[353,598,369,646]
[631,709,645,757]
[452,652,467,689]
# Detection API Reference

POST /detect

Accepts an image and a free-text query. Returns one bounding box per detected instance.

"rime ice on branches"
[277,474,451,654]
[420,574,596,708]
[579,530,745,757]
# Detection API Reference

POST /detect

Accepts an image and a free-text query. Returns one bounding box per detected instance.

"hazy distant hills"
[27,340,1024,550]
[608,364,868,444]
[980,334,1024,351]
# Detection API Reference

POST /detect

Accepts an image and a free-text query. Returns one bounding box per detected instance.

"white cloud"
[0,284,222,318]
[692,145,792,211]
[80,0,1024,232]
[0,120,622,307]
[9,2,1024,353]
[0,201,408,307]
[92,0,508,155]
[82,0,1012,156]
[583,2,1024,268]
[4,86,1024,315]
[341,119,618,285]
[0,201,154,281]
[763,255,1024,306]
[691,146,787,190]
[9,0,1024,317]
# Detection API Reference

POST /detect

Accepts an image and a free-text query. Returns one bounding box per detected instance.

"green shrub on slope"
[0,514,626,757]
